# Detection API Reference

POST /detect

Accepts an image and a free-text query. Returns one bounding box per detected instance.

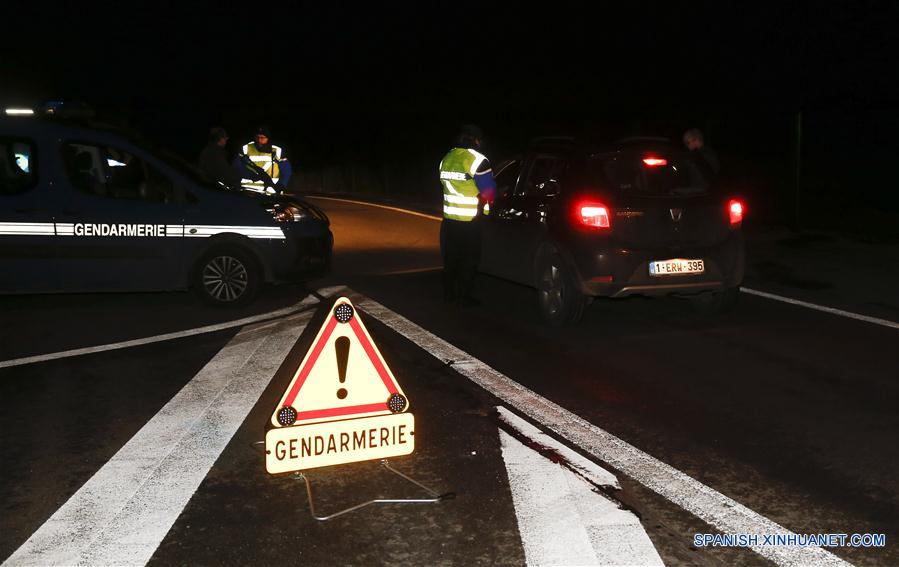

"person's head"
[457,124,484,149]
[209,127,228,147]
[254,125,271,147]
[683,128,704,151]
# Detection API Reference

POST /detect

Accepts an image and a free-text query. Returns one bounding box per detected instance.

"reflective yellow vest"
[241,142,283,192]
[439,147,487,221]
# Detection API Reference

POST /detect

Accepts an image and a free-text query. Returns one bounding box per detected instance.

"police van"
[0,104,332,306]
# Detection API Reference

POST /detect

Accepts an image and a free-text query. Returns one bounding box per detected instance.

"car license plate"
[649,258,705,276]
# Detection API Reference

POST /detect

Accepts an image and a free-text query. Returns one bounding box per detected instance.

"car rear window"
[591,151,715,197]
[0,138,37,195]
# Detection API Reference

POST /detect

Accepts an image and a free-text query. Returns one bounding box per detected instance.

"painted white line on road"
[498,406,620,490]
[499,407,664,566]
[307,195,443,221]
[740,287,899,330]
[3,310,315,567]
[352,291,853,567]
[0,286,345,370]
[381,266,443,276]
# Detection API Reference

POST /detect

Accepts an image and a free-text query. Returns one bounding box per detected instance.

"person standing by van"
[238,126,292,194]
[198,127,242,189]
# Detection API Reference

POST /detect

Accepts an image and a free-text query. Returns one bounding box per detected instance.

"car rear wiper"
[669,186,707,196]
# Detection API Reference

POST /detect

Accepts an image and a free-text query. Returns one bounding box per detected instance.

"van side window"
[0,138,37,195]
[145,162,175,203]
[62,142,174,203]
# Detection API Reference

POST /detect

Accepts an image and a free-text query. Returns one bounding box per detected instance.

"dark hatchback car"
[0,107,332,306]
[480,137,745,325]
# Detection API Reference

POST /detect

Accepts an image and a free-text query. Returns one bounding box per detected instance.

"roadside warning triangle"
[270,297,409,428]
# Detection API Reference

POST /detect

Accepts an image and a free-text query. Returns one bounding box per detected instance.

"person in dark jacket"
[682,128,720,182]
[198,127,242,189]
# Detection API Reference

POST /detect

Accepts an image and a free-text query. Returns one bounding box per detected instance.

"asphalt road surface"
[1,196,896,566]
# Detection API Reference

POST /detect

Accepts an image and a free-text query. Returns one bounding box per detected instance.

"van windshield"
[127,136,233,192]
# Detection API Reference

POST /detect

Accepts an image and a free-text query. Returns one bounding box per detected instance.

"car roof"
[529,135,677,158]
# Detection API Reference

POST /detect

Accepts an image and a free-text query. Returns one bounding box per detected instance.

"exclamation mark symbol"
[335,336,350,399]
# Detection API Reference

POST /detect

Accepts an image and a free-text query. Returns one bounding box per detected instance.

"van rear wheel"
[193,247,260,307]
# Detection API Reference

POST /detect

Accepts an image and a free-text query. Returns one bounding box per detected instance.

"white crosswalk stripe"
[498,407,664,566]
[351,290,853,567]
[2,285,863,566]
[3,311,314,567]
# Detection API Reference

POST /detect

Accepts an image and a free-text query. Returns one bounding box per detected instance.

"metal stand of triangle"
[293,460,455,522]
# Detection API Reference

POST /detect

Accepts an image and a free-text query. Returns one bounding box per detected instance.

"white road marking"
[498,406,620,490]
[0,286,346,370]
[381,266,443,276]
[2,310,315,567]
[498,407,664,566]
[351,291,853,567]
[740,287,899,330]
[306,195,442,221]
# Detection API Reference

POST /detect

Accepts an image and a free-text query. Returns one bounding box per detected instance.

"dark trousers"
[440,218,482,301]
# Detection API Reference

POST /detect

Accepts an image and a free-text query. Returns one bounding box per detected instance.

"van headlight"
[267,204,306,222]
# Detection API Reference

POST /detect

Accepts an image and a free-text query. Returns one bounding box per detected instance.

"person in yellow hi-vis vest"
[438,124,496,306]
[238,126,291,194]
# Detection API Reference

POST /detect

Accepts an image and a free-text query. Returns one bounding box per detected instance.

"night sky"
[4,2,898,224]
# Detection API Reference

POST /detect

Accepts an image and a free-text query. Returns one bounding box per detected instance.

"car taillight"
[577,201,611,229]
[728,199,744,226]
[642,157,667,167]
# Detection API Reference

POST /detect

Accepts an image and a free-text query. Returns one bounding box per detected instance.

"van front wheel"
[193,247,260,307]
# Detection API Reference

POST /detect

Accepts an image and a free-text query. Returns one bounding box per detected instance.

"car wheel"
[689,286,739,315]
[193,247,260,307]
[536,249,586,326]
